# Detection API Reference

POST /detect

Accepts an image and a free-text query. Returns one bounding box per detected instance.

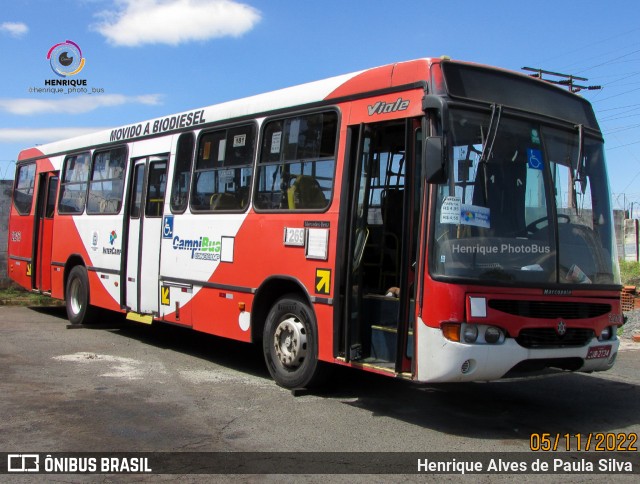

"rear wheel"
[65,265,95,325]
[263,295,322,389]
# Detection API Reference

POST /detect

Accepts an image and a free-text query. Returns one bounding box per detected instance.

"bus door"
[33,171,58,292]
[340,119,422,375]
[124,156,168,315]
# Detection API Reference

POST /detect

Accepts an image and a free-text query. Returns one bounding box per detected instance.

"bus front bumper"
[415,322,619,383]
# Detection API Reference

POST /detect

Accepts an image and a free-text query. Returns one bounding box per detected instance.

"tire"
[65,265,95,325]
[263,295,323,389]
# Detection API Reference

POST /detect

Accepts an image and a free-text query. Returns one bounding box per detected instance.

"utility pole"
[522,67,602,93]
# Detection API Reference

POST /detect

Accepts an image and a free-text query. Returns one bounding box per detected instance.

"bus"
[8,57,623,389]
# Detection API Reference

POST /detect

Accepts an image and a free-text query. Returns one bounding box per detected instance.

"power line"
[533,28,640,67]
[593,86,640,103]
[598,102,640,113]
[607,139,640,150]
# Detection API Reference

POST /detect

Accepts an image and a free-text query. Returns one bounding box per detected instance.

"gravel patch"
[621,308,640,341]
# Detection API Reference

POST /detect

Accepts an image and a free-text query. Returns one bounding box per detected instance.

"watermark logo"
[28,39,103,94]
[47,40,85,77]
[8,454,40,472]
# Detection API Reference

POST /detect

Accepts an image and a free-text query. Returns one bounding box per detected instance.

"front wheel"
[65,265,96,325]
[263,295,322,389]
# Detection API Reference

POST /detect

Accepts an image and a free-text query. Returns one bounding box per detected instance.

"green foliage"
[0,285,62,306]
[619,260,640,286]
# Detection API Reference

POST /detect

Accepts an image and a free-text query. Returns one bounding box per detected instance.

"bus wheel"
[263,295,320,389]
[65,265,95,325]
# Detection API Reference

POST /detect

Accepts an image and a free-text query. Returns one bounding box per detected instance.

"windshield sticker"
[531,129,541,145]
[527,148,543,170]
[233,134,246,148]
[461,204,490,228]
[440,196,461,224]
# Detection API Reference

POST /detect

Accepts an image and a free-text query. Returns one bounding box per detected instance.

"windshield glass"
[432,109,620,286]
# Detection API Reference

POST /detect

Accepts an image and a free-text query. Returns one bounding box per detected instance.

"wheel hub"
[273,316,307,368]
[69,278,82,316]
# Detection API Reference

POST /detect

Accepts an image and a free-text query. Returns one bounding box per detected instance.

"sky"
[1,0,639,212]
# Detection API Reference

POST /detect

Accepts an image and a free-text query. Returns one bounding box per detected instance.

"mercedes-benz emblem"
[556,320,567,336]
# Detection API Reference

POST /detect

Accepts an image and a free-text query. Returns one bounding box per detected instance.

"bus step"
[371,325,413,361]
[126,312,153,325]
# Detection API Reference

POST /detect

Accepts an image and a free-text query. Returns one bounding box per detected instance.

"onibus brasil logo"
[47,40,85,77]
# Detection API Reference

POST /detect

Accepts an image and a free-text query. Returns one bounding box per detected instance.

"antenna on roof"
[521,67,602,93]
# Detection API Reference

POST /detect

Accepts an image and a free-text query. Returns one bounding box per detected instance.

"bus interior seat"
[287,175,326,209]
[557,223,607,281]
[379,188,404,288]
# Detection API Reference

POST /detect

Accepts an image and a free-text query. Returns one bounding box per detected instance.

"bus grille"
[488,300,610,319]
[516,328,594,348]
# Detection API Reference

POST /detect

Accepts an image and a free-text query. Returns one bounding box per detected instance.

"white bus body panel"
[415,317,619,382]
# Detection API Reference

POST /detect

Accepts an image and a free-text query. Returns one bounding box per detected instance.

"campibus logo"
[47,40,85,77]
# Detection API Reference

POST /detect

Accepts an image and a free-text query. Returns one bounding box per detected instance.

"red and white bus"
[8,57,623,388]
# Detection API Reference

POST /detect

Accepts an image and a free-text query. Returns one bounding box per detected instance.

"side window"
[87,147,127,214]
[145,161,167,217]
[58,152,90,214]
[190,124,255,212]
[130,164,144,219]
[255,111,337,210]
[13,163,36,215]
[45,177,59,218]
[170,133,194,213]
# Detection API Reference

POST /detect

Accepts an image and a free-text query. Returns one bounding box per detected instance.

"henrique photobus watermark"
[27,39,105,95]
[451,243,551,256]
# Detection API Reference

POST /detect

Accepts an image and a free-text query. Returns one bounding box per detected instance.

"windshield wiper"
[478,104,502,203]
[569,123,587,215]
[574,124,587,194]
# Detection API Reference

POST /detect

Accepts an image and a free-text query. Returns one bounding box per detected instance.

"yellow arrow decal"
[315,269,331,295]
[26,263,32,277]
[160,286,170,306]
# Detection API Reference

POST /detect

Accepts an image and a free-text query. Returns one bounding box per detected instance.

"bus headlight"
[598,326,614,341]
[485,326,502,344]
[441,322,505,344]
[463,324,478,343]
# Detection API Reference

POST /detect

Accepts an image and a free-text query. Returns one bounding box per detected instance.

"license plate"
[586,345,612,360]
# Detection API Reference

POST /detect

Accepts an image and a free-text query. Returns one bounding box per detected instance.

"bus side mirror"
[422,95,448,184]
[424,136,447,184]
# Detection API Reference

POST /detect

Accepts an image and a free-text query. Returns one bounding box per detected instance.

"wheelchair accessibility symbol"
[527,148,543,170]
[163,215,174,239]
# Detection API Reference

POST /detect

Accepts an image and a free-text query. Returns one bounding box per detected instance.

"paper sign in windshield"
[441,197,490,228]
[440,196,461,224]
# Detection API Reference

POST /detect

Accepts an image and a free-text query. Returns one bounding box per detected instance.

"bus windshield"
[432,109,620,286]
